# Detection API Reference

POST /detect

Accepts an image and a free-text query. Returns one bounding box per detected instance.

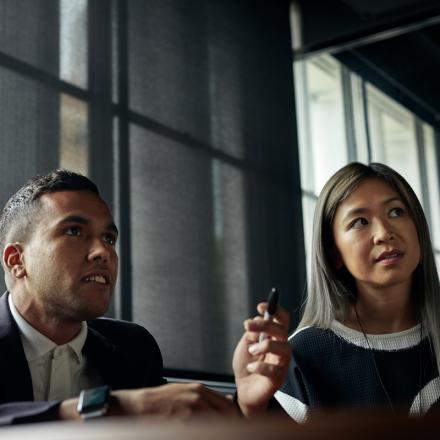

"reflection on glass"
[59,94,88,175]
[60,0,87,88]
[294,60,314,193]
[367,83,422,200]
[424,123,440,250]
[295,55,348,194]
[301,195,316,279]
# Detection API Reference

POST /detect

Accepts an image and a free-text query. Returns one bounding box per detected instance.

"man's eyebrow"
[60,215,89,225]
[59,215,119,235]
[341,197,404,223]
[108,223,119,235]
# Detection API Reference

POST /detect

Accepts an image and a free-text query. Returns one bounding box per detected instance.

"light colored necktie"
[48,345,72,400]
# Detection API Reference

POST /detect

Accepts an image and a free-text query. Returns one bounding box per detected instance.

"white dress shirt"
[8,294,101,401]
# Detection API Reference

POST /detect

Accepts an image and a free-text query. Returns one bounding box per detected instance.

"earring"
[12,266,24,277]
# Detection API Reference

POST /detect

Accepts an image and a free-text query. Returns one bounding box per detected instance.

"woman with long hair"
[233,162,440,420]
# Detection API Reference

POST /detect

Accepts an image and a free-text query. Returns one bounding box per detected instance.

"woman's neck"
[344,282,418,334]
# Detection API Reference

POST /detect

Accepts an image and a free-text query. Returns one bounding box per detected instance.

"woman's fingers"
[247,339,291,363]
[257,303,290,328]
[244,317,289,340]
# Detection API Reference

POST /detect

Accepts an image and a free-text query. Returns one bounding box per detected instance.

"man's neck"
[9,292,82,345]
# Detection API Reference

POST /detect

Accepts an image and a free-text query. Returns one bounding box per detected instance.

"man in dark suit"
[0,169,291,425]
[0,170,239,424]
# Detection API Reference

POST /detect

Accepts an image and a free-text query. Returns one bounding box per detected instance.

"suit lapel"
[83,326,128,390]
[0,292,34,403]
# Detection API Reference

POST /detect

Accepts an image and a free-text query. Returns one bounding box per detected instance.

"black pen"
[259,288,279,343]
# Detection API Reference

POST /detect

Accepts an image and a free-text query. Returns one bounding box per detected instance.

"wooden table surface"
[1,410,439,439]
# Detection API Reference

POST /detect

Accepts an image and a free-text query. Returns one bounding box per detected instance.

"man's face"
[21,190,118,322]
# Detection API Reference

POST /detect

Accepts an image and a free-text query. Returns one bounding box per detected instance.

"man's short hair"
[0,169,99,252]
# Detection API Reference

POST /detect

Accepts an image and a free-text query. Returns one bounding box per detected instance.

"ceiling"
[294,0,440,129]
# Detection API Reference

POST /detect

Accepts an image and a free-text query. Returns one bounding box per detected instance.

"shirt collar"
[8,293,88,363]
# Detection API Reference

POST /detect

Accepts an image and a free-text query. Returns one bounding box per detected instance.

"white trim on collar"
[330,320,424,351]
[288,325,311,342]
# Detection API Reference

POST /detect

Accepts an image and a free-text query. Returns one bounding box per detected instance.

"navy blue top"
[275,322,440,422]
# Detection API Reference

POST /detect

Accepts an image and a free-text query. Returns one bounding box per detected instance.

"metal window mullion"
[341,66,357,162]
[415,118,432,231]
[432,128,440,255]
[294,60,315,192]
[114,0,132,321]
[88,0,115,317]
[88,0,113,201]
[361,80,372,163]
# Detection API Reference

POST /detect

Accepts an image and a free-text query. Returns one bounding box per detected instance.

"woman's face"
[332,178,421,294]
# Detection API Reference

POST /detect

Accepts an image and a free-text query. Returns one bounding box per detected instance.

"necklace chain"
[354,306,423,415]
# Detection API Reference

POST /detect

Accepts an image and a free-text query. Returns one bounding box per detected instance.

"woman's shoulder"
[289,324,335,342]
[289,325,324,340]
[288,324,339,356]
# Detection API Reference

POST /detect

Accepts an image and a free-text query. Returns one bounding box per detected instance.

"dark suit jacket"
[0,292,165,425]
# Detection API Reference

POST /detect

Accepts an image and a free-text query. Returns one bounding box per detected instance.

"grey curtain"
[0,0,305,376]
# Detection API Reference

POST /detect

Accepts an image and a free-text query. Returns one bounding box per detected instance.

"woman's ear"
[331,247,344,270]
[3,243,26,278]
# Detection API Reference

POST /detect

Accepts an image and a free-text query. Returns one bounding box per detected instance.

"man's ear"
[3,243,26,279]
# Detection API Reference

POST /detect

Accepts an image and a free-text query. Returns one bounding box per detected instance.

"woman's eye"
[351,218,368,229]
[104,234,117,246]
[389,207,405,218]
[65,226,81,236]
